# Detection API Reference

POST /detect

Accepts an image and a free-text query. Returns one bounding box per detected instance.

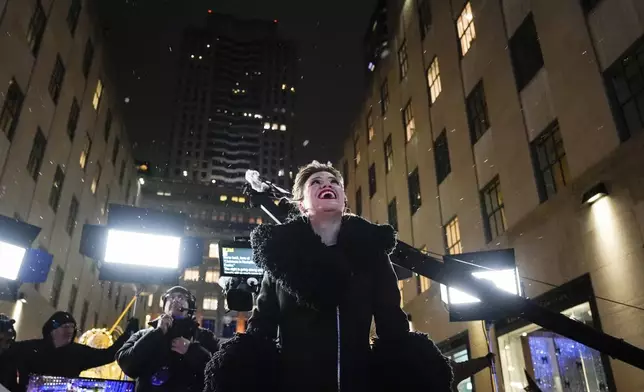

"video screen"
[27,375,134,392]
[219,242,263,277]
[104,229,181,269]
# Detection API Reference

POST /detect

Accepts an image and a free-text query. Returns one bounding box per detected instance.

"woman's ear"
[298,202,306,216]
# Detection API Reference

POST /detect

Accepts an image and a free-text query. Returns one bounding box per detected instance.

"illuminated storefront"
[438,331,474,392]
[495,275,614,392]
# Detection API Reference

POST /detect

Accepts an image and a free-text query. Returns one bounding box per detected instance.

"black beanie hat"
[42,311,77,339]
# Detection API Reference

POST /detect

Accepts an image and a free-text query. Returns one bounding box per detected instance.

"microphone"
[178,307,197,312]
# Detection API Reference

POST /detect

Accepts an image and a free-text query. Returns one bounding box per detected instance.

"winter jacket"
[1,329,130,391]
[116,317,219,392]
[205,215,453,392]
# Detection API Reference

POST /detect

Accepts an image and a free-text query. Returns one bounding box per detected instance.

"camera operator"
[2,310,138,391]
[116,286,219,392]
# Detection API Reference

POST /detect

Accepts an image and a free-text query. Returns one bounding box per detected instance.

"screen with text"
[220,246,263,276]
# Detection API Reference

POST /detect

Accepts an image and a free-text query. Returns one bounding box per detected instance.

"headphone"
[162,287,197,316]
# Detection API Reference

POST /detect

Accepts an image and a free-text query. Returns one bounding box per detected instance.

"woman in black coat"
[206,161,453,392]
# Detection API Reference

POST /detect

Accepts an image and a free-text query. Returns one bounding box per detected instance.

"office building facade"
[168,13,297,190]
[0,0,143,338]
[340,0,644,391]
[137,176,267,336]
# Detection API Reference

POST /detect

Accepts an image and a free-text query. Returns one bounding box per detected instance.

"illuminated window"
[203,297,218,310]
[398,40,409,79]
[91,163,101,195]
[144,314,151,325]
[183,268,199,282]
[278,169,285,177]
[238,196,246,203]
[444,217,462,255]
[263,122,270,130]
[272,123,278,130]
[147,294,154,308]
[79,134,91,170]
[281,84,286,90]
[205,268,219,283]
[231,196,239,202]
[427,57,442,103]
[481,177,507,242]
[220,195,228,201]
[384,135,393,173]
[532,121,569,202]
[92,79,104,110]
[280,124,287,131]
[290,87,295,92]
[403,100,415,142]
[367,109,374,142]
[457,2,476,56]
[353,134,361,167]
[209,243,219,258]
[257,217,263,224]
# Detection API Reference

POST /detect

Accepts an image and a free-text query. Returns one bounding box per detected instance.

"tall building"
[137,176,267,336]
[340,0,644,391]
[0,0,145,338]
[168,13,297,190]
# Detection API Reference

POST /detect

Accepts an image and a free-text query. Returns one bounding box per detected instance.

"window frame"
[49,166,65,212]
[355,187,363,216]
[0,79,25,141]
[82,39,94,79]
[466,81,490,144]
[67,98,80,140]
[66,195,79,236]
[66,0,81,35]
[353,134,361,167]
[48,55,66,104]
[26,128,47,181]
[509,13,544,91]
[368,163,377,198]
[417,0,432,41]
[402,99,415,142]
[408,168,422,215]
[444,216,463,255]
[427,57,442,104]
[384,134,394,173]
[50,266,64,308]
[380,79,389,115]
[481,177,507,243]
[388,198,398,231]
[398,40,409,80]
[456,2,476,56]
[26,1,47,56]
[367,108,375,143]
[531,120,569,202]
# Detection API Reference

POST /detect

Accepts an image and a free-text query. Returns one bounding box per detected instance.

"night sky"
[98,0,377,171]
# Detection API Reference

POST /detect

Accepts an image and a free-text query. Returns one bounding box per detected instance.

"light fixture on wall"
[582,182,608,205]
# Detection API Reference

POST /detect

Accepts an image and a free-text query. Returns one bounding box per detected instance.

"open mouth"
[318,189,338,200]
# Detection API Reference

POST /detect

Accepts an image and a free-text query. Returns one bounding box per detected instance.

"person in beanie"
[0,314,17,390]
[116,286,220,392]
[204,161,453,392]
[1,311,138,391]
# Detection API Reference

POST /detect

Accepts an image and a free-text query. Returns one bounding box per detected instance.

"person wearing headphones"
[116,286,220,392]
[2,310,138,391]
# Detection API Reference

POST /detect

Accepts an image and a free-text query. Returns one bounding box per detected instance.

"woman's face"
[301,171,345,217]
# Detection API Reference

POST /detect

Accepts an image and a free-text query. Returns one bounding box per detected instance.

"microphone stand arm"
[245,187,644,371]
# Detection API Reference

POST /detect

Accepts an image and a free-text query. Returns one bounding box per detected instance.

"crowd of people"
[0,162,497,392]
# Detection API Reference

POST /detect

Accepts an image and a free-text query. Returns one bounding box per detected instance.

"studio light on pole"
[439,249,521,322]
[582,182,608,205]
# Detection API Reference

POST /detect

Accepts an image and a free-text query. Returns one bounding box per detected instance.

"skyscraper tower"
[168,13,297,189]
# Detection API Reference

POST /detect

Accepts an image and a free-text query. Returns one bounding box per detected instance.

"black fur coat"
[205,215,453,392]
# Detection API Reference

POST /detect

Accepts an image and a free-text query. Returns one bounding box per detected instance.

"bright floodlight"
[0,241,27,280]
[104,229,181,269]
[441,269,520,305]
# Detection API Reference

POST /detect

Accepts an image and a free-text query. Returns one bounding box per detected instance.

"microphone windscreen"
[245,170,270,193]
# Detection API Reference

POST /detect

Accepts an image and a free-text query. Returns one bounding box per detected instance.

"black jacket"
[205,215,453,392]
[116,317,219,392]
[2,332,129,391]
